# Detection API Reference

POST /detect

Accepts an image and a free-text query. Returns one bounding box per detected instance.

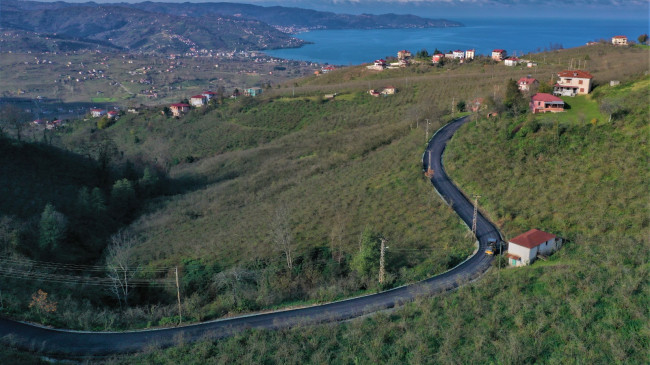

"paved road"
[0,116,500,357]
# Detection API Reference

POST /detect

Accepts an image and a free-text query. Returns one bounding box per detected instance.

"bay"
[265,17,649,65]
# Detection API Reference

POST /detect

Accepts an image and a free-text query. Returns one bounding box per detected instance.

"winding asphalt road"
[0,116,501,357]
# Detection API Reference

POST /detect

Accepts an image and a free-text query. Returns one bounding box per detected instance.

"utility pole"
[425,118,430,143]
[175,266,182,325]
[452,97,455,117]
[379,238,387,284]
[472,195,481,239]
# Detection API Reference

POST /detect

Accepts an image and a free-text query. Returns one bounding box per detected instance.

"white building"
[506,229,561,266]
[611,35,627,46]
[190,95,206,107]
[452,50,465,59]
[465,49,475,60]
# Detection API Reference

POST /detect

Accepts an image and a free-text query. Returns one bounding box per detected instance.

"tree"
[503,79,528,117]
[110,179,136,221]
[0,104,30,141]
[270,204,295,270]
[350,228,381,282]
[638,34,648,45]
[0,216,18,255]
[456,100,466,113]
[106,230,140,307]
[600,98,622,123]
[38,203,67,251]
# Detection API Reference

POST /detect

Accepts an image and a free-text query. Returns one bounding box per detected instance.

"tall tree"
[106,230,139,307]
[270,204,295,270]
[38,203,67,251]
[351,228,381,282]
[0,104,30,141]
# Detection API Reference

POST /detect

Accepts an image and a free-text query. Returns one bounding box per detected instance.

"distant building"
[554,70,593,96]
[504,57,520,66]
[190,95,207,106]
[452,50,465,59]
[431,54,445,64]
[107,110,119,119]
[518,77,539,92]
[469,97,485,113]
[244,87,263,97]
[321,66,336,73]
[465,49,475,60]
[397,50,412,60]
[381,86,396,95]
[368,89,381,97]
[90,109,106,118]
[530,93,565,114]
[202,91,218,101]
[492,49,507,61]
[367,59,387,71]
[170,103,190,117]
[527,62,538,68]
[611,35,628,45]
[507,229,561,266]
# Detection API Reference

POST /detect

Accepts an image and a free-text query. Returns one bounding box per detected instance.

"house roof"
[453,50,463,53]
[518,77,538,85]
[170,103,190,107]
[612,35,627,39]
[531,93,564,103]
[509,229,556,249]
[557,70,593,79]
[493,49,506,53]
[190,95,205,99]
[505,57,519,61]
[202,91,217,95]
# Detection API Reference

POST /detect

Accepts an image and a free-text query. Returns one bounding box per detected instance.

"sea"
[265,17,649,65]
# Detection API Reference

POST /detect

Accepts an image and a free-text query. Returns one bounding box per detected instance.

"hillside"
[0,1,304,53]
[111,75,648,365]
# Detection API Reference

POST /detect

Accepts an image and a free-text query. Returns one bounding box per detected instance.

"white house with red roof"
[90,108,106,118]
[492,49,507,61]
[518,77,539,92]
[504,57,520,66]
[431,54,445,64]
[202,91,217,101]
[107,110,119,119]
[611,35,627,45]
[190,95,207,107]
[554,70,593,96]
[170,103,190,117]
[452,50,465,59]
[465,49,475,60]
[367,59,387,71]
[530,93,565,114]
[506,229,561,266]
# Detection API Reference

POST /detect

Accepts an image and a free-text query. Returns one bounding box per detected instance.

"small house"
[397,50,412,60]
[492,49,507,61]
[554,70,593,96]
[381,86,396,95]
[431,54,445,64]
[190,95,207,106]
[368,89,381,97]
[244,87,263,97]
[465,49,475,60]
[452,50,465,59]
[470,97,485,113]
[321,66,336,73]
[202,91,218,101]
[518,77,539,92]
[611,35,627,45]
[530,93,565,114]
[507,229,561,266]
[107,110,119,119]
[90,109,106,118]
[170,103,190,117]
[504,57,520,66]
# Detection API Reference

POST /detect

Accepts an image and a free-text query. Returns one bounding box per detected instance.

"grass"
[91,97,118,102]
[538,94,604,124]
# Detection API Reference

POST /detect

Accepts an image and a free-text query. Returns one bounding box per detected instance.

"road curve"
[0,116,500,357]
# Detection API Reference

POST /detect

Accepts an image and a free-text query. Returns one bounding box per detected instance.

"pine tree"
[38,203,67,251]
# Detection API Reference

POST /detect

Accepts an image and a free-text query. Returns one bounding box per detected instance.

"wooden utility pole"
[472,195,481,239]
[379,238,387,284]
[425,118,430,143]
[175,266,182,325]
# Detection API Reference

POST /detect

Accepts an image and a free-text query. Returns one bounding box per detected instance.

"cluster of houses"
[527,69,593,114]
[32,119,64,130]
[167,87,263,117]
[89,108,120,119]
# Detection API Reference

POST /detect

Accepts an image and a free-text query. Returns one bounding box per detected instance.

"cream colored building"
[554,70,593,96]
[611,35,627,45]
[507,229,561,266]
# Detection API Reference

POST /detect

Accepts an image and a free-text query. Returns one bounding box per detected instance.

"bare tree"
[106,230,140,307]
[329,213,345,264]
[0,104,30,141]
[271,204,295,270]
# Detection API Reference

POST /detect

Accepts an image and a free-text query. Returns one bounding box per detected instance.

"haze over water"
[266,17,649,65]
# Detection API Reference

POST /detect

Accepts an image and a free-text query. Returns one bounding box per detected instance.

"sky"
[32,0,650,19]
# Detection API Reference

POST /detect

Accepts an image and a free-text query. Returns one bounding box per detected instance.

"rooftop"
[509,229,556,249]
[557,70,593,79]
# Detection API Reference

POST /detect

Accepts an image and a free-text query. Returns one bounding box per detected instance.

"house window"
[579,80,583,84]
[580,88,584,92]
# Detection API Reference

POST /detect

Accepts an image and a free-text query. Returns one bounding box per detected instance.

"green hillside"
[114,75,649,365]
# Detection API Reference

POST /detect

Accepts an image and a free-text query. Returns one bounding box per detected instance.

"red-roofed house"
[170,103,190,117]
[530,93,565,114]
[452,50,465,59]
[202,91,218,101]
[518,77,539,92]
[90,109,106,118]
[611,35,627,46]
[492,49,507,61]
[554,70,593,96]
[190,95,207,107]
[470,97,485,113]
[107,110,119,119]
[504,57,520,66]
[431,54,445,64]
[397,50,412,60]
[367,59,387,71]
[465,49,475,60]
[507,229,561,266]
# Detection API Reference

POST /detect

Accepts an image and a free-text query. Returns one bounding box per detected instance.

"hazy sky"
[33,0,650,19]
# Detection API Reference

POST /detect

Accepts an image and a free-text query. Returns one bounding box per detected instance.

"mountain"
[0,1,462,54]
[126,1,463,31]
[0,1,305,53]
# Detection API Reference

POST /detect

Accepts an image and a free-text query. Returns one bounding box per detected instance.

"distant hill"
[0,1,305,53]
[126,1,463,31]
[0,0,462,54]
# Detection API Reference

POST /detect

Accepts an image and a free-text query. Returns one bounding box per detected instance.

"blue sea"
[265,17,649,65]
